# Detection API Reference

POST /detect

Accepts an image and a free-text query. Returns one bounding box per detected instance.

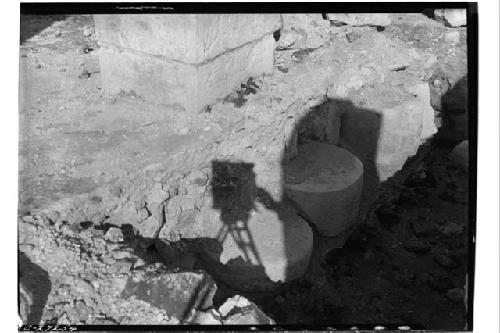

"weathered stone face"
[340,83,437,182]
[94,14,281,111]
[94,14,282,63]
[98,35,275,111]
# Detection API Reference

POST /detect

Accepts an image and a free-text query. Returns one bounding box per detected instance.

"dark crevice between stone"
[272,29,281,42]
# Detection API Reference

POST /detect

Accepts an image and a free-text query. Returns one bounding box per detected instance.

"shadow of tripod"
[211,160,263,267]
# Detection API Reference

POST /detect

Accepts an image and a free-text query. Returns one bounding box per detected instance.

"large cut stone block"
[340,83,437,181]
[284,142,364,237]
[97,34,275,111]
[94,14,282,64]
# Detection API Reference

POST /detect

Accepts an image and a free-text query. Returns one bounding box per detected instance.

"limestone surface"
[281,14,331,48]
[94,14,282,63]
[340,83,438,181]
[284,142,363,237]
[97,34,275,111]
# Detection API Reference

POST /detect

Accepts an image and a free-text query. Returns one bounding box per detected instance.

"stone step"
[284,142,364,238]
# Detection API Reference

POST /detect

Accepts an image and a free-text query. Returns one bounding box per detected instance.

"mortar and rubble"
[19,10,470,328]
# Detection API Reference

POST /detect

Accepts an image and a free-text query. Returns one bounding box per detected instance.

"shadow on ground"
[20,15,67,44]
[19,251,52,324]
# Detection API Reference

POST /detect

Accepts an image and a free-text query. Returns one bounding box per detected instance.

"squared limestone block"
[94,14,282,64]
[98,34,275,111]
[339,83,437,181]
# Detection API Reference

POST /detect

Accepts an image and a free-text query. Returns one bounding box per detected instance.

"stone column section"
[94,14,282,111]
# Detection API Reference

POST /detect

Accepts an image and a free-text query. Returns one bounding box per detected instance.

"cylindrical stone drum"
[284,142,364,237]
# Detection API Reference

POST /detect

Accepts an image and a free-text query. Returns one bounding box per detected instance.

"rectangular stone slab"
[97,34,275,111]
[94,14,282,64]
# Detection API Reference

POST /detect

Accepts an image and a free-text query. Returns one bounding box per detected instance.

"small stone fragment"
[133,257,147,269]
[112,250,132,260]
[114,260,133,273]
[345,31,361,43]
[219,295,252,317]
[219,295,275,324]
[83,26,94,37]
[104,227,124,243]
[75,279,94,294]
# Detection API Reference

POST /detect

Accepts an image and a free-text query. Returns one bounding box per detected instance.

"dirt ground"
[18,14,470,329]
